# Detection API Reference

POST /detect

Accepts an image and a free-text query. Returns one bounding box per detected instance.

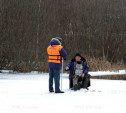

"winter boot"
[50,90,54,93]
[55,90,64,93]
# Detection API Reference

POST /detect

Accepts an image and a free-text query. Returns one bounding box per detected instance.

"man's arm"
[59,48,67,60]
[65,61,72,71]
[83,61,89,74]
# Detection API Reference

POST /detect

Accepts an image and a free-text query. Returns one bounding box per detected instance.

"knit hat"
[75,53,81,57]
[71,53,86,62]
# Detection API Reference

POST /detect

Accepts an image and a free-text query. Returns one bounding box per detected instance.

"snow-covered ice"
[89,70,126,76]
[0,72,126,113]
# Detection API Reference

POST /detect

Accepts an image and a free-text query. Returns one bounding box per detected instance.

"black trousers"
[70,74,91,88]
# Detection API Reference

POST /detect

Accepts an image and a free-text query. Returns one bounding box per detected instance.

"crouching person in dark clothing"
[65,53,91,90]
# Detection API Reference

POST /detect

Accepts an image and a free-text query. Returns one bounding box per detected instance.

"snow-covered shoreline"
[89,70,126,76]
[0,69,126,76]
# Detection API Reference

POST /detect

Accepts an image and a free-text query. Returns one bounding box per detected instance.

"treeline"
[0,0,126,72]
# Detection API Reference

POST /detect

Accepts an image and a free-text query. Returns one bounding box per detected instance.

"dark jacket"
[65,56,89,79]
[48,39,67,69]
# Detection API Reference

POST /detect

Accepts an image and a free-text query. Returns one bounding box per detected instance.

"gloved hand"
[65,67,69,71]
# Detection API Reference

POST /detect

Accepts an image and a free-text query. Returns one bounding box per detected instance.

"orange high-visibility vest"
[47,45,63,63]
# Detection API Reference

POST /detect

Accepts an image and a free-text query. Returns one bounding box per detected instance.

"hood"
[50,38,61,45]
[71,54,86,62]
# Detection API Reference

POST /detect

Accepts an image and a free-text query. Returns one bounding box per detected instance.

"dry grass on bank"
[4,56,126,73]
[86,56,126,72]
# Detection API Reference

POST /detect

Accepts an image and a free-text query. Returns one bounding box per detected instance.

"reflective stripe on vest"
[47,45,63,63]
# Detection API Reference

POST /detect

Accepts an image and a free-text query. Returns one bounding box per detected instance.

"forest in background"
[0,0,126,72]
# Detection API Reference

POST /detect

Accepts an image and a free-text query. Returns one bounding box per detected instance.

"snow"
[1,69,126,76]
[0,72,126,113]
[89,70,126,76]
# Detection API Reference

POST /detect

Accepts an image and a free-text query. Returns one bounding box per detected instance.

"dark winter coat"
[65,56,89,79]
[65,55,90,88]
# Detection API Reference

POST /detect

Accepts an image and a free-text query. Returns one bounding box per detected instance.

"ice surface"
[0,72,126,113]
